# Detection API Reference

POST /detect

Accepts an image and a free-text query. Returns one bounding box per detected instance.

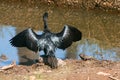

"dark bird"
[10,12,82,68]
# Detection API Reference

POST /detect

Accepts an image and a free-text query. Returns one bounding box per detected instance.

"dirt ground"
[1,0,120,11]
[0,59,120,80]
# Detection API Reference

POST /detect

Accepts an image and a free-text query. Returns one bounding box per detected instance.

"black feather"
[51,25,82,50]
[10,28,39,52]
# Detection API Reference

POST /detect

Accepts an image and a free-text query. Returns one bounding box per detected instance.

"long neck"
[43,19,48,29]
[43,12,48,30]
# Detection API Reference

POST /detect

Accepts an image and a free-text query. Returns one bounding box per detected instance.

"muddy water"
[0,3,120,66]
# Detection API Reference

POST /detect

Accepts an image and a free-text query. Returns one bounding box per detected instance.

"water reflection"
[0,25,19,67]
[0,25,120,67]
[77,39,120,61]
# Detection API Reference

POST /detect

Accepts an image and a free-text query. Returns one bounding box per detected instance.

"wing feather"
[10,28,39,52]
[51,25,82,50]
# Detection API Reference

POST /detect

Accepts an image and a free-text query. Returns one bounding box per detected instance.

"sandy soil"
[0,59,120,80]
[1,0,120,11]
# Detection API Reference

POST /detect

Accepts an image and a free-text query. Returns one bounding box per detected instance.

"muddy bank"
[1,0,120,11]
[0,59,120,80]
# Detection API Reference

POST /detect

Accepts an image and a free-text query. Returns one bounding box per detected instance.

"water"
[0,25,119,67]
[0,4,120,66]
[0,26,19,66]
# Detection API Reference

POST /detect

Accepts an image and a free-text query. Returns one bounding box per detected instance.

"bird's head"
[43,12,48,22]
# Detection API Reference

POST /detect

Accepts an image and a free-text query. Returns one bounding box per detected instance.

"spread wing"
[10,28,40,52]
[51,25,82,50]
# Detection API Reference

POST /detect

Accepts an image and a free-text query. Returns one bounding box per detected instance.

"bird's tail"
[43,12,48,29]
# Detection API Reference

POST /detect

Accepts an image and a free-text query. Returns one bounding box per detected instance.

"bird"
[10,12,82,68]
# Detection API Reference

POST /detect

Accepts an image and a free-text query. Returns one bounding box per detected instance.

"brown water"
[0,3,120,66]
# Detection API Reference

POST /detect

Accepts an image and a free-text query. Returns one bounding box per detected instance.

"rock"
[97,72,111,76]
[57,58,66,67]
[0,54,8,60]
[39,55,66,68]
[79,54,96,61]
[30,76,36,80]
